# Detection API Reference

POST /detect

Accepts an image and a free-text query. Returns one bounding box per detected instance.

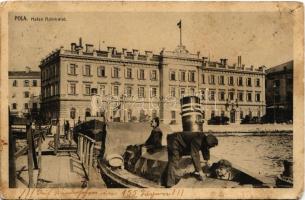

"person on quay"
[144,117,163,153]
[99,115,107,158]
[64,120,70,140]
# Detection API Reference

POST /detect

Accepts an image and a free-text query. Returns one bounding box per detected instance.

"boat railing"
[77,133,96,179]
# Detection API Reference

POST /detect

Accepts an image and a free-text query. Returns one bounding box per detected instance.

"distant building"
[8,68,41,117]
[266,60,293,122]
[39,38,266,125]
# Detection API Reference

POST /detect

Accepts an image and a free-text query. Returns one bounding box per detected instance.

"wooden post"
[83,138,88,170]
[86,139,91,167]
[88,142,94,178]
[57,122,60,148]
[38,135,42,174]
[80,136,83,162]
[26,123,34,188]
[9,125,16,188]
[54,134,58,155]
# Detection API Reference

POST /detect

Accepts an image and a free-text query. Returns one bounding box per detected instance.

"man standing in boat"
[144,117,163,153]
[163,132,218,187]
[162,96,218,188]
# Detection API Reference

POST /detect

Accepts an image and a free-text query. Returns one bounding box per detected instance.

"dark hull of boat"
[98,159,269,188]
[101,172,129,188]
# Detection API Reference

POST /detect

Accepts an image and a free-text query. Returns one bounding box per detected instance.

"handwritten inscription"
[14,15,66,22]
[122,189,185,199]
[17,188,185,199]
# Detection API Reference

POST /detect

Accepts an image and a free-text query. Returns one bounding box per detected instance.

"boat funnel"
[180,96,203,132]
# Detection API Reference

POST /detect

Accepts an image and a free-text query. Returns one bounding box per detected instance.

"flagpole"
[180,24,182,46]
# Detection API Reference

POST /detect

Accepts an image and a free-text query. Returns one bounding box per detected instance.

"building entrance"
[230,109,236,123]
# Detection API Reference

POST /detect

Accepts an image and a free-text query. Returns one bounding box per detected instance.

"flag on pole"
[177,20,182,29]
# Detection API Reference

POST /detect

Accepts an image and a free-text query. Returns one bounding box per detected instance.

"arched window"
[85,108,91,117]
[70,108,76,119]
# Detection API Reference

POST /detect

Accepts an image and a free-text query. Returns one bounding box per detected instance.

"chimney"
[133,49,139,57]
[71,43,76,51]
[107,47,115,57]
[238,56,242,67]
[223,59,228,67]
[202,57,208,63]
[79,37,83,48]
[145,50,152,60]
[220,59,224,65]
[133,49,139,59]
[122,48,128,56]
[25,66,31,73]
[85,44,94,53]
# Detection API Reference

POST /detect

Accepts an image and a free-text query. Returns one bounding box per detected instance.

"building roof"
[9,71,40,78]
[266,60,293,74]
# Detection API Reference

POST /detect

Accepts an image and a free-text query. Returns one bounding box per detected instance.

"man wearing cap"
[144,117,163,152]
[162,132,218,188]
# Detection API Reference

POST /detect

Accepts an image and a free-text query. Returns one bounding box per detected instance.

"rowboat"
[94,122,270,188]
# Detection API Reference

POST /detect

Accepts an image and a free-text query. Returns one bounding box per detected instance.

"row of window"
[67,83,159,98]
[41,64,59,80]
[170,110,260,120]
[43,83,60,98]
[169,87,261,102]
[11,103,38,110]
[169,71,261,87]
[69,107,158,121]
[67,64,159,81]
[203,74,261,87]
[12,80,38,87]
[64,82,262,102]
[170,71,196,82]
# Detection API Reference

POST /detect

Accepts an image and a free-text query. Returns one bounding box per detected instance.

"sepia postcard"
[0,1,304,199]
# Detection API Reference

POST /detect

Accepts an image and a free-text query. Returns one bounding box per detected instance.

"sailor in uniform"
[144,117,163,153]
[162,96,218,188]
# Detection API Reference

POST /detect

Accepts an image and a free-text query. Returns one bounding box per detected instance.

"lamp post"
[273,83,277,124]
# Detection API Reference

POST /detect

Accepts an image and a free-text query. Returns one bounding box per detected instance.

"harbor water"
[210,135,293,185]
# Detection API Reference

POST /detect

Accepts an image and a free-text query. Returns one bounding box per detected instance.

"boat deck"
[15,136,106,188]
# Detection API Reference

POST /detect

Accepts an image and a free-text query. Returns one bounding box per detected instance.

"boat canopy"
[104,122,173,157]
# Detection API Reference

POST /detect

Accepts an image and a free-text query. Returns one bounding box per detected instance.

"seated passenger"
[144,117,163,152]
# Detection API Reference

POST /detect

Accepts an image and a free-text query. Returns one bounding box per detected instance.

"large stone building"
[266,60,293,122]
[40,39,266,125]
[8,68,41,117]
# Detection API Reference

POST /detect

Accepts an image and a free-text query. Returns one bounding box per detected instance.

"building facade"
[266,60,293,122]
[40,39,266,125]
[8,69,41,117]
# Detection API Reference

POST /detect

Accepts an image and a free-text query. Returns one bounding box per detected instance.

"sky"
[9,11,294,71]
